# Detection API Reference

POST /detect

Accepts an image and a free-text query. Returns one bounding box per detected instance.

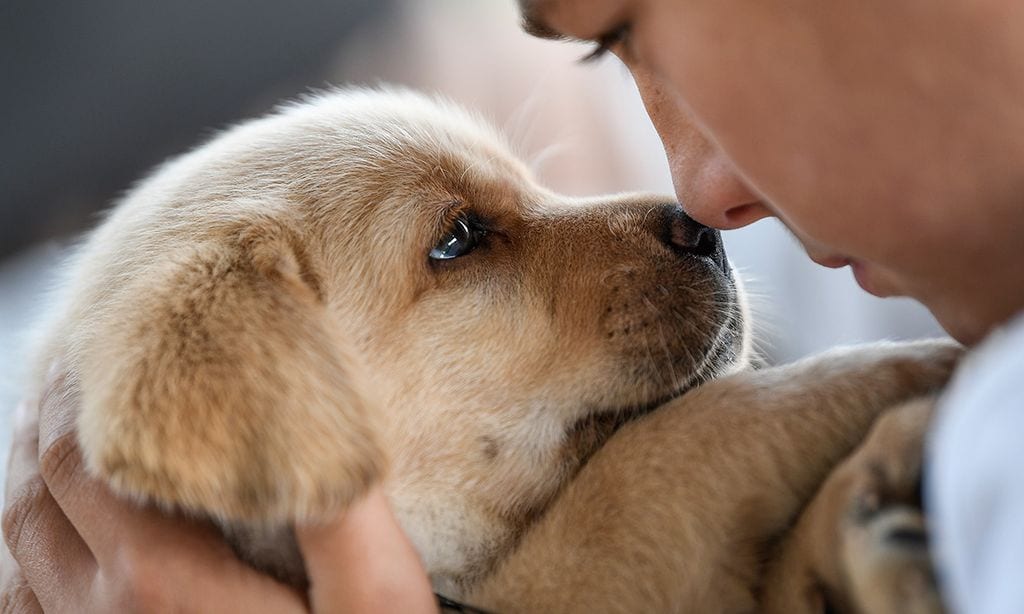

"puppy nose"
[662,205,724,265]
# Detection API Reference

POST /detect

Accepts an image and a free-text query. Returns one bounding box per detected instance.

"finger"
[4,488,92,614]
[0,563,43,614]
[297,488,435,614]
[0,481,42,614]
[34,366,133,564]
[1,588,43,614]
[2,397,97,609]
[148,537,309,614]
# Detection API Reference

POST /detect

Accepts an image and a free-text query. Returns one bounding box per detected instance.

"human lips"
[809,252,850,269]
[849,260,888,297]
[810,252,890,297]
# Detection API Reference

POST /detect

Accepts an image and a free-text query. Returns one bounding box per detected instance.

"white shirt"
[929,311,1024,614]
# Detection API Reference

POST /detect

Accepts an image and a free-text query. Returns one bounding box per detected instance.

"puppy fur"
[32,88,957,609]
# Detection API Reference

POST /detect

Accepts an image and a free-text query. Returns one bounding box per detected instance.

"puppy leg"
[468,340,959,613]
[762,397,944,614]
[74,227,383,525]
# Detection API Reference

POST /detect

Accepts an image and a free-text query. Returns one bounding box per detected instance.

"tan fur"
[761,397,946,614]
[32,88,957,609]
[469,342,957,612]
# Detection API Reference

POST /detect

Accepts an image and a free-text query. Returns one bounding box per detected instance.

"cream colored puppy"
[31,88,955,611]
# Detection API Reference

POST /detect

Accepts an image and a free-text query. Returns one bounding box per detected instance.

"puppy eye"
[430,215,486,260]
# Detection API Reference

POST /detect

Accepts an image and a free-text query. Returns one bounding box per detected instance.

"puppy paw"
[837,397,944,613]
[759,396,944,614]
[843,507,944,614]
[76,232,384,523]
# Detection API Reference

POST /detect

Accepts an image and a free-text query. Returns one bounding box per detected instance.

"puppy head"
[75,88,750,587]
[225,89,751,584]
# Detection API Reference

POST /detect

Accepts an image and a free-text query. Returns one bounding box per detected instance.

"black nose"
[661,205,726,269]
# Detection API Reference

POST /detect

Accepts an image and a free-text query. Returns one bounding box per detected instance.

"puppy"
[31,88,956,611]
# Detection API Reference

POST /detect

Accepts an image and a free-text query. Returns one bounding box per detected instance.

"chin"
[930,303,988,347]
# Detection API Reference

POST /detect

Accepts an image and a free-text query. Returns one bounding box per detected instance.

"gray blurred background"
[0,0,943,472]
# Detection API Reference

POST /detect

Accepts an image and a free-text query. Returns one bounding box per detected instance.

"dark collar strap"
[435,592,494,613]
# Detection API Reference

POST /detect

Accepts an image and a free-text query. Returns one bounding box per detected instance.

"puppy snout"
[661,205,726,269]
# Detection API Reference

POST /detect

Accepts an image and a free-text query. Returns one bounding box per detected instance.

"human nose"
[634,68,774,230]
[676,149,774,230]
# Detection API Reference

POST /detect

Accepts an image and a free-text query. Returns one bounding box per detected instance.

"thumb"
[296,488,435,614]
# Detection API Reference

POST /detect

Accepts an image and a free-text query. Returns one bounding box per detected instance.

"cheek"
[390,289,560,387]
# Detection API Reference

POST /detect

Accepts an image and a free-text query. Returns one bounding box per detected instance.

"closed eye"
[578,23,631,64]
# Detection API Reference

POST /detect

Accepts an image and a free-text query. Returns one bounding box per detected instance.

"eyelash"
[578,23,631,64]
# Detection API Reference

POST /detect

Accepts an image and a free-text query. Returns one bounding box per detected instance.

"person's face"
[521,0,1024,344]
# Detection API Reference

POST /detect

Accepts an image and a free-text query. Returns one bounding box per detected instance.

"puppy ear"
[76,224,383,524]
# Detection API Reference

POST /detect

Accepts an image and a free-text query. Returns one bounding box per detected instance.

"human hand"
[1,368,436,613]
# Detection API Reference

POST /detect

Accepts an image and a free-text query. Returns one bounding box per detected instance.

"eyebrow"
[517,0,566,40]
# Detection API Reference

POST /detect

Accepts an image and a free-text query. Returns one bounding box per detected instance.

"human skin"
[520,0,1024,344]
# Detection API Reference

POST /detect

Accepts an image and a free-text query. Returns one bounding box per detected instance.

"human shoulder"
[928,310,1024,614]
[929,312,1024,495]
[943,310,1024,413]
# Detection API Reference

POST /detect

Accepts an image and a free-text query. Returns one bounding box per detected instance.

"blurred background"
[0,0,943,461]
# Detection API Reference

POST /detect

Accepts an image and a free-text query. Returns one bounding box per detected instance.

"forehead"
[393,148,529,221]
[328,103,537,222]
